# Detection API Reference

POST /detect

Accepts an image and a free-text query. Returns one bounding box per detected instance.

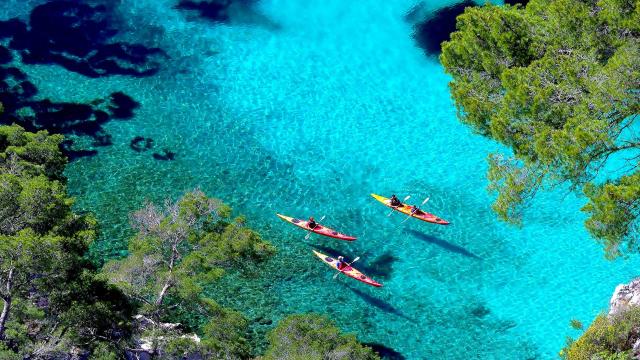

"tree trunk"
[0,268,14,340]
[155,281,171,307]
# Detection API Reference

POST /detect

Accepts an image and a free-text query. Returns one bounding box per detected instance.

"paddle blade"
[319,215,326,222]
[351,257,360,264]
[305,232,311,240]
[403,195,411,201]
[422,197,430,205]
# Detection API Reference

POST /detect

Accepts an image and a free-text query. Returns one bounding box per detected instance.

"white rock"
[609,277,640,318]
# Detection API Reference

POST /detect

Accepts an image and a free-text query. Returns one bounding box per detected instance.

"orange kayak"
[312,250,382,287]
[276,214,356,241]
[371,193,450,225]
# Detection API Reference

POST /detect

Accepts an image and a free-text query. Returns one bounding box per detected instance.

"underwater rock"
[609,277,640,318]
[409,0,476,55]
[176,0,232,22]
[0,46,11,64]
[0,57,140,158]
[153,149,176,161]
[109,91,140,119]
[175,0,280,29]
[2,1,165,78]
[130,136,154,152]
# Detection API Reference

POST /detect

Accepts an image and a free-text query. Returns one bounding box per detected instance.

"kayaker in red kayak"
[308,216,318,229]
[336,256,346,270]
[410,205,423,215]
[389,194,402,207]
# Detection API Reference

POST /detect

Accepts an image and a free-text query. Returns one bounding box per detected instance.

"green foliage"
[583,172,640,258]
[199,299,251,359]
[441,0,640,257]
[160,298,251,360]
[0,173,72,235]
[103,190,275,320]
[103,190,274,358]
[561,307,640,359]
[570,318,585,330]
[0,125,133,358]
[260,314,380,360]
[0,124,66,180]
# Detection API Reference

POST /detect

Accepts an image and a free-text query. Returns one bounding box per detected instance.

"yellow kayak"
[371,193,450,225]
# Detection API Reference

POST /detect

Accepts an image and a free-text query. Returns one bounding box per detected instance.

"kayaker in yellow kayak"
[308,216,318,229]
[336,256,346,270]
[389,194,402,207]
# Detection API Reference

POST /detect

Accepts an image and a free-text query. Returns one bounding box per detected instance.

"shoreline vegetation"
[0,123,380,359]
[440,0,638,357]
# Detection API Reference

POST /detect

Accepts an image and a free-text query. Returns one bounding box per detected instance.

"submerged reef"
[175,0,280,29]
[176,0,233,22]
[0,1,158,159]
[0,0,166,78]
[408,0,476,55]
[0,61,140,157]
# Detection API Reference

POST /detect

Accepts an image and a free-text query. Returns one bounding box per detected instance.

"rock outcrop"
[609,277,640,318]
[608,277,640,358]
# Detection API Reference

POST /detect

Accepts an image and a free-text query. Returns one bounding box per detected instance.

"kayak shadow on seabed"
[403,229,482,260]
[343,284,415,322]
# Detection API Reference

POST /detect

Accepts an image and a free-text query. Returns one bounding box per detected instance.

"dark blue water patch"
[404,228,482,260]
[364,342,406,360]
[0,68,139,156]
[344,284,414,321]
[0,0,166,78]
[0,38,141,157]
[176,0,231,22]
[409,0,476,55]
[0,46,11,64]
[108,91,140,120]
[175,0,280,29]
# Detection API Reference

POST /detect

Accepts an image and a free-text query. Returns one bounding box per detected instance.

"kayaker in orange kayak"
[410,205,423,215]
[389,194,402,207]
[308,216,318,229]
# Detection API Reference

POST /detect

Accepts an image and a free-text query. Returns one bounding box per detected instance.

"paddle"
[333,256,360,279]
[387,195,411,216]
[397,197,430,227]
[304,215,325,240]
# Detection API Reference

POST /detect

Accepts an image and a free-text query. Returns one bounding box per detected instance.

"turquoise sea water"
[3,0,640,358]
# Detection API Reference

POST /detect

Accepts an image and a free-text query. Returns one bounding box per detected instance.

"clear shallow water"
[4,0,640,358]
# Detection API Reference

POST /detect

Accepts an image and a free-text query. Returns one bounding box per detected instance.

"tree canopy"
[0,124,132,359]
[259,313,380,360]
[102,190,275,358]
[440,0,640,258]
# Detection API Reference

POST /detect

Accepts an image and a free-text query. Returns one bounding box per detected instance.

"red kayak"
[313,250,382,287]
[276,214,356,241]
